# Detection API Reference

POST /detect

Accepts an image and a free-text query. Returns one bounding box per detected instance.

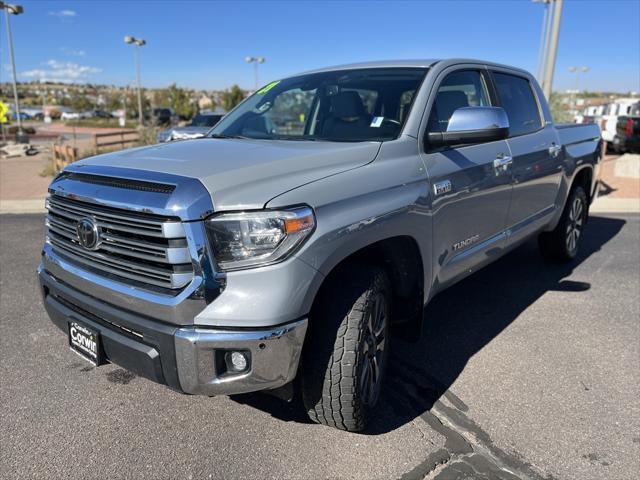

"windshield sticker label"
[370,117,384,128]
[256,81,280,95]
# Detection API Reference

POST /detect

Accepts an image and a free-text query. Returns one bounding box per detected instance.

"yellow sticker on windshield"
[256,81,280,95]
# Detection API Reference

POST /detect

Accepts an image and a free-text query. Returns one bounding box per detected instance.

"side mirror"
[427,106,509,147]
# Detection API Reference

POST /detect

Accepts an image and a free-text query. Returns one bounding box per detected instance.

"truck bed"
[555,122,601,146]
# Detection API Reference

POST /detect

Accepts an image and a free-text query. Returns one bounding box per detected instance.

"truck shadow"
[232,215,626,434]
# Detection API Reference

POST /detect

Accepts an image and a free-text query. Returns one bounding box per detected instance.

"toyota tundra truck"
[38,59,601,432]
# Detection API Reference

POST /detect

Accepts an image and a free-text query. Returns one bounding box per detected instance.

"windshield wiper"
[209,133,250,140]
[269,135,327,142]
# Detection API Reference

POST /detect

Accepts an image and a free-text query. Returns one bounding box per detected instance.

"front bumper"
[613,135,640,152]
[38,265,307,396]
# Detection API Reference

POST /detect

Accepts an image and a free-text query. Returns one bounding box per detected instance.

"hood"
[74,138,381,210]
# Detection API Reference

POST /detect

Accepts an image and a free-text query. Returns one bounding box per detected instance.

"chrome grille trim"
[46,196,185,238]
[45,194,193,290]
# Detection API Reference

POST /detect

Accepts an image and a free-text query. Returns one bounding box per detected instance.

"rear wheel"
[538,186,588,261]
[300,264,391,432]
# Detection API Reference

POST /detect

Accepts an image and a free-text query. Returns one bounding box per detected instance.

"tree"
[154,84,197,120]
[70,93,92,112]
[220,85,246,111]
[548,92,572,123]
[122,89,150,119]
[105,93,124,113]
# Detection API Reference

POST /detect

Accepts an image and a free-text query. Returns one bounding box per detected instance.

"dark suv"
[613,102,640,153]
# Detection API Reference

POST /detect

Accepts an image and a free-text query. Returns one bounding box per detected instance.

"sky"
[1,0,639,93]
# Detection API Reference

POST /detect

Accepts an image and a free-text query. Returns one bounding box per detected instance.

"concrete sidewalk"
[0,152,51,214]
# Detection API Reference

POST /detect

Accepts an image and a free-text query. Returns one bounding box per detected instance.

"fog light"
[226,351,249,372]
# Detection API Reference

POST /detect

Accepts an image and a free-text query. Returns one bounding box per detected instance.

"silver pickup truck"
[38,59,601,432]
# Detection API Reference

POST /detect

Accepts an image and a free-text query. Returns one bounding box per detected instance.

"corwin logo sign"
[69,323,98,360]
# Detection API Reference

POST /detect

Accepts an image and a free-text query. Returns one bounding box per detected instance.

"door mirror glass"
[428,106,509,147]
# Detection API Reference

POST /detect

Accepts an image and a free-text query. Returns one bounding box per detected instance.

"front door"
[420,68,513,289]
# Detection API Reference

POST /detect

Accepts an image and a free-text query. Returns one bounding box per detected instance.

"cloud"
[21,59,101,83]
[60,47,86,57]
[49,10,76,19]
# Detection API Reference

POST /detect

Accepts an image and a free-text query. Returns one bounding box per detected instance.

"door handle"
[493,155,513,172]
[548,143,562,157]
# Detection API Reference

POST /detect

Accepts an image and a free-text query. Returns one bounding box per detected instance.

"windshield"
[208,67,428,142]
[191,114,223,127]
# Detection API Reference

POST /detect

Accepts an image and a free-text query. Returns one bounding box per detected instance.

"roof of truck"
[301,59,440,74]
[299,59,532,77]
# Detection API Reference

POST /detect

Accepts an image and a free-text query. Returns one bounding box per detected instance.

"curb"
[590,197,640,214]
[0,199,46,215]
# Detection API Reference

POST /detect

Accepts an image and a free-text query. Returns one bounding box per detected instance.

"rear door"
[420,68,513,288]
[490,70,562,243]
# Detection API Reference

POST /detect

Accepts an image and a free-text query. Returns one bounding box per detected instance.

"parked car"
[613,102,640,153]
[22,108,44,119]
[156,112,225,143]
[600,98,638,144]
[60,111,88,121]
[151,107,174,126]
[86,109,113,119]
[91,109,113,118]
[38,59,601,432]
[12,111,31,120]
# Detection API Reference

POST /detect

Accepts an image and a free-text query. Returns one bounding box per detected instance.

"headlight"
[205,207,315,271]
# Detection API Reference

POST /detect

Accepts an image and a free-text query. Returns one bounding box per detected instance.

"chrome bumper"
[38,264,307,396]
[174,319,307,395]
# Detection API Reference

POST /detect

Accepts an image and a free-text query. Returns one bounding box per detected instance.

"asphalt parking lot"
[1,213,638,480]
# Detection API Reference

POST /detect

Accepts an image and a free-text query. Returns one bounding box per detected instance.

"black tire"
[612,142,623,155]
[300,264,391,432]
[538,186,588,262]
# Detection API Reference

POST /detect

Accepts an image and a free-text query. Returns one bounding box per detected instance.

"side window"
[493,72,542,136]
[428,70,489,132]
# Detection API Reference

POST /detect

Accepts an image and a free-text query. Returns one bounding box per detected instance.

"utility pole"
[540,0,564,100]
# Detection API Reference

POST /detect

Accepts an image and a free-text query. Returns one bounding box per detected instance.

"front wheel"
[300,264,391,432]
[538,186,588,261]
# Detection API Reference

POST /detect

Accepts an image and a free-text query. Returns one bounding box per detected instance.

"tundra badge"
[453,234,480,251]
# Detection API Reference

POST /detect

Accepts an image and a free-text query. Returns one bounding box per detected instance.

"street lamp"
[245,56,265,90]
[568,66,589,114]
[1,1,27,142]
[124,35,146,126]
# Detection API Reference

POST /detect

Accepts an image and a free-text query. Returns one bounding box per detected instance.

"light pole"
[568,66,589,113]
[245,56,265,90]
[124,35,146,126]
[1,1,26,141]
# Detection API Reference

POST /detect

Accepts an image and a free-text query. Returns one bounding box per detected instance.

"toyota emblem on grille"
[76,217,100,250]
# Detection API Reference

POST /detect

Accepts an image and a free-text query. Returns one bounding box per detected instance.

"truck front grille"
[45,194,193,290]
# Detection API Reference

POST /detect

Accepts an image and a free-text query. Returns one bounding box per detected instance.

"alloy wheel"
[359,293,387,406]
[566,196,584,254]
